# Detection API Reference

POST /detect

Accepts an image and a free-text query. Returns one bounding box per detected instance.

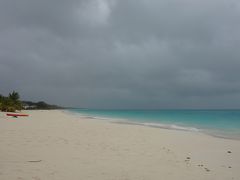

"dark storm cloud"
[1,0,240,108]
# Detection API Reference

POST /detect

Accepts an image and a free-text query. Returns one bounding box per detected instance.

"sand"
[0,110,239,180]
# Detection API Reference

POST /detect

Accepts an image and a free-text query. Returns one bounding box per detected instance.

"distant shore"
[0,110,239,180]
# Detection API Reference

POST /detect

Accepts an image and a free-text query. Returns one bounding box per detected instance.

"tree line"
[0,91,63,112]
[0,91,22,112]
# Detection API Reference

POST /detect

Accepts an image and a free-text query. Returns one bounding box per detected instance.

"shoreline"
[1,110,240,180]
[63,109,240,141]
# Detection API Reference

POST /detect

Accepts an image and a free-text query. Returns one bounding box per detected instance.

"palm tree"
[9,91,20,102]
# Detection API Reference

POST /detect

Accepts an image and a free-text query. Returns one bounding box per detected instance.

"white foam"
[142,122,200,132]
[65,110,200,132]
[112,121,200,132]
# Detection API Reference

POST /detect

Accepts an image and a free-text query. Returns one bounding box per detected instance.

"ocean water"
[68,109,240,140]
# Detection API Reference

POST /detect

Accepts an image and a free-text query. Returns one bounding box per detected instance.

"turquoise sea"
[68,109,240,140]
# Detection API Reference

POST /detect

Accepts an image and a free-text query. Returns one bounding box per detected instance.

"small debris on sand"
[227,151,232,153]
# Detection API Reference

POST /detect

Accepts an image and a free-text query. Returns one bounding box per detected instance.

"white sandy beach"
[0,110,239,180]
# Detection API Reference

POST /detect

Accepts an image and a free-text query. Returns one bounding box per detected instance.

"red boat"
[6,113,29,117]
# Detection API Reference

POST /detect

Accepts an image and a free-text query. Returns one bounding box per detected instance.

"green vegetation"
[0,91,63,112]
[22,101,63,110]
[0,91,22,112]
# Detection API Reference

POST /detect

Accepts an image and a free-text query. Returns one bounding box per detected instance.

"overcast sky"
[1,0,240,109]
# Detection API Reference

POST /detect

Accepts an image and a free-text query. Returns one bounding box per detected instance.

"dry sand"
[0,110,239,180]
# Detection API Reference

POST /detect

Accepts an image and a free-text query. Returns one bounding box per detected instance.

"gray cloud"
[0,0,240,109]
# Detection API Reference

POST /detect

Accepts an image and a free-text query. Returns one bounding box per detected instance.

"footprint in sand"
[184,157,191,163]
[197,164,211,172]
[204,167,210,172]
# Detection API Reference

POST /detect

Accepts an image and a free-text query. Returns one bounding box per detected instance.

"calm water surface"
[68,109,240,139]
